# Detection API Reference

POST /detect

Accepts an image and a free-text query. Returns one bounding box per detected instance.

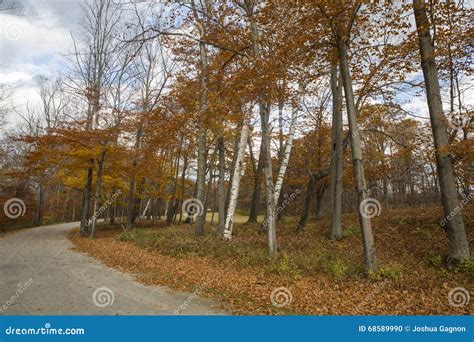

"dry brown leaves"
[70,207,473,316]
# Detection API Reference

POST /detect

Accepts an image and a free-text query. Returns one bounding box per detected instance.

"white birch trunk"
[141,199,151,219]
[223,123,250,240]
[273,106,298,204]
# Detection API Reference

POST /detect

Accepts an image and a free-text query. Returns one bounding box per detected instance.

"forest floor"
[70,206,473,315]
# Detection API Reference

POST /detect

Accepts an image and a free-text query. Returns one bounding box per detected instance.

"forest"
[0,0,472,315]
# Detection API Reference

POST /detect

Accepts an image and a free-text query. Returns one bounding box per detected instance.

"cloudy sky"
[0,0,83,125]
[0,1,472,133]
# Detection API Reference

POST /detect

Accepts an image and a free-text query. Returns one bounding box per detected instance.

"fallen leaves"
[70,207,473,315]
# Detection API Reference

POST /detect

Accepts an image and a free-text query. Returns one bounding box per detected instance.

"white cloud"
[0,1,82,129]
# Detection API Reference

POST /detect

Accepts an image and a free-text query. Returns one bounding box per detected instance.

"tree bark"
[80,162,94,236]
[90,150,106,238]
[225,133,240,216]
[413,0,469,262]
[337,34,377,271]
[223,124,249,240]
[260,103,278,256]
[247,138,264,224]
[35,182,45,227]
[126,126,143,230]
[273,106,298,205]
[245,1,277,256]
[195,27,209,236]
[217,136,226,234]
[328,64,344,240]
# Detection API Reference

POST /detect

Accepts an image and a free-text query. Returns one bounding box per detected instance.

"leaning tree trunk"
[328,64,344,240]
[274,106,298,205]
[223,123,249,240]
[413,0,469,263]
[225,133,240,216]
[337,34,377,271]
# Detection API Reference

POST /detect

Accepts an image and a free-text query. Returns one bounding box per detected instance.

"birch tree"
[222,122,249,240]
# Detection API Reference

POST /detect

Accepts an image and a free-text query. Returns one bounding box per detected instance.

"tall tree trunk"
[195,31,209,236]
[80,162,94,236]
[90,150,106,238]
[126,126,143,230]
[247,129,265,224]
[109,187,116,224]
[337,34,377,271]
[260,103,278,256]
[413,0,469,263]
[217,136,226,234]
[167,141,182,224]
[179,155,188,223]
[35,182,45,227]
[223,124,249,240]
[328,64,344,240]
